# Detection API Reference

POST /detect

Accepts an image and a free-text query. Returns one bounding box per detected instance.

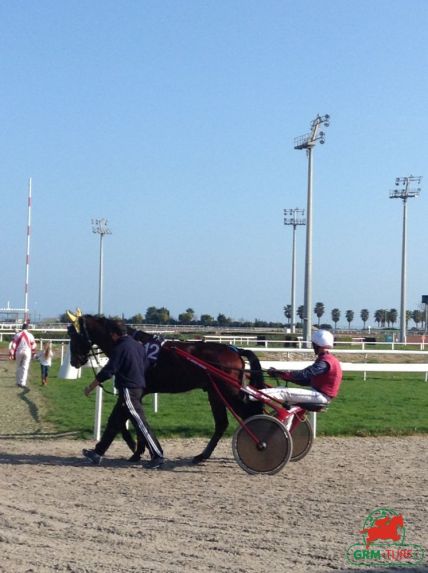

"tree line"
[59,307,284,328]
[59,303,426,329]
[284,303,427,330]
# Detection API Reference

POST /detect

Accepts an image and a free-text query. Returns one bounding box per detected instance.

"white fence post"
[94,386,103,441]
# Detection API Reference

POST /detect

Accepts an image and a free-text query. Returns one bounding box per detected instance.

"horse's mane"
[86,315,147,340]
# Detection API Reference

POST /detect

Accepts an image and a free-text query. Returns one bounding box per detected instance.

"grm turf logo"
[345,507,425,567]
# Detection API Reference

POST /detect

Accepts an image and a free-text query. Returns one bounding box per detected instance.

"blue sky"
[1,1,427,326]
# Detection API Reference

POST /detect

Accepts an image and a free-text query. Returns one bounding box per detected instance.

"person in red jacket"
[266,329,342,406]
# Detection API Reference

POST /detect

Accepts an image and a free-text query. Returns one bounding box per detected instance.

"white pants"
[257,387,330,406]
[16,349,32,387]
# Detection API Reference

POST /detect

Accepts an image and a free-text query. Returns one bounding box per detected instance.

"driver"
[265,329,343,406]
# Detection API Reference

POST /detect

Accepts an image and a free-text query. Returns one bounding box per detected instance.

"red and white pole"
[24,177,32,323]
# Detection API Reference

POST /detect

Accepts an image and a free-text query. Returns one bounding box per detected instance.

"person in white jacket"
[36,341,54,385]
[9,324,37,388]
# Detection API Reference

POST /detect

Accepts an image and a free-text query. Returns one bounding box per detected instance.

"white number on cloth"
[144,342,161,364]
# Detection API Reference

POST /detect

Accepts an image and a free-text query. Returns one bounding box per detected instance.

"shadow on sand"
[17,386,40,423]
[0,449,235,473]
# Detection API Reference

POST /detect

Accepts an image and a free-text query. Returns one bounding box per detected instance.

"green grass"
[33,360,428,439]
[316,374,428,436]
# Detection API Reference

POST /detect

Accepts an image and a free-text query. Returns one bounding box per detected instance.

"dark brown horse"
[66,312,266,463]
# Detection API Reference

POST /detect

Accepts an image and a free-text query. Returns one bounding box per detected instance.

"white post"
[153,393,158,413]
[310,412,317,437]
[94,386,103,440]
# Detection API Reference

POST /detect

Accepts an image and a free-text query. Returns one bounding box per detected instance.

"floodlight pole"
[24,178,32,323]
[294,114,330,347]
[92,218,112,315]
[91,218,112,440]
[284,208,306,333]
[389,176,422,343]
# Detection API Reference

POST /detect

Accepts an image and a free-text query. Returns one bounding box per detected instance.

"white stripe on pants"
[123,388,163,458]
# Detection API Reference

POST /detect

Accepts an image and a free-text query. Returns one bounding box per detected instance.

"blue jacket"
[96,335,147,390]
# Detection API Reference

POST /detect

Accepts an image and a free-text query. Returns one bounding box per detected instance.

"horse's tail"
[237,348,265,389]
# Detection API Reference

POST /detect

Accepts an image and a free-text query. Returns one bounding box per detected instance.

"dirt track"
[0,359,427,572]
[0,436,427,573]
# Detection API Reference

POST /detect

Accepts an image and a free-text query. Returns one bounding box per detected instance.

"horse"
[66,311,266,463]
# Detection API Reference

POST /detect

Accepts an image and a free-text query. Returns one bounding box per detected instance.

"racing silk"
[9,330,36,359]
[96,335,149,390]
[143,335,164,369]
[310,352,342,398]
[278,351,342,399]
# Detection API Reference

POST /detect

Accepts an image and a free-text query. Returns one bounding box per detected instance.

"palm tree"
[388,308,398,328]
[297,305,304,322]
[412,309,423,328]
[360,309,369,329]
[374,309,386,327]
[314,302,325,326]
[331,308,341,330]
[345,310,354,329]
[283,305,292,323]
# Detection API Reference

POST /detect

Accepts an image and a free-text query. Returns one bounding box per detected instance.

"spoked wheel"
[232,415,293,475]
[290,417,313,462]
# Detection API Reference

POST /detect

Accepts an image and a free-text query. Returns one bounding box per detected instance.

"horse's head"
[66,310,115,367]
[66,310,93,367]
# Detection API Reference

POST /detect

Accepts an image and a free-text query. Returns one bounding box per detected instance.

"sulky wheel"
[290,417,313,462]
[232,415,293,475]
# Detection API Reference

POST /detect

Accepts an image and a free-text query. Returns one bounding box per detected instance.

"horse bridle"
[69,316,107,376]
[71,316,131,396]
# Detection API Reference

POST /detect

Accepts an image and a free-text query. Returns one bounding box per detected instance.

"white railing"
[203,337,428,351]
[255,360,428,382]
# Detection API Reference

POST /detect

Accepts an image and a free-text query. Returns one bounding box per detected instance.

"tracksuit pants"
[94,387,163,459]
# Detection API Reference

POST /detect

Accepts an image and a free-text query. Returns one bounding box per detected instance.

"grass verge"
[34,361,428,440]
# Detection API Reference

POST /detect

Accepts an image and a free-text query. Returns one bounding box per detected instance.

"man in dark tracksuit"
[82,321,164,468]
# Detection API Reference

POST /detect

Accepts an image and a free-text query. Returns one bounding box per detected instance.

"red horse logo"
[360,514,404,548]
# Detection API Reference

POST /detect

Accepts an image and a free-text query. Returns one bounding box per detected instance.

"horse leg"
[192,390,228,464]
[129,435,146,462]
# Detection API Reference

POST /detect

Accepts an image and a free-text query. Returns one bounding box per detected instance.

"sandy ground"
[0,359,427,572]
[0,436,427,573]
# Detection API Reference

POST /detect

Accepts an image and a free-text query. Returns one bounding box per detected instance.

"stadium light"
[284,208,306,333]
[92,218,112,315]
[294,114,330,346]
[389,176,422,343]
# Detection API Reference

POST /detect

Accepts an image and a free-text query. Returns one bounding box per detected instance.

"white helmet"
[311,329,334,348]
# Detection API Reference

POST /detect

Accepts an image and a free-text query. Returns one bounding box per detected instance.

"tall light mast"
[92,218,112,315]
[284,208,306,333]
[389,175,422,343]
[91,217,112,441]
[294,114,330,345]
[24,178,32,323]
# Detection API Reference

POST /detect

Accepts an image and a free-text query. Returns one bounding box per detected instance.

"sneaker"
[145,456,164,469]
[82,448,103,465]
